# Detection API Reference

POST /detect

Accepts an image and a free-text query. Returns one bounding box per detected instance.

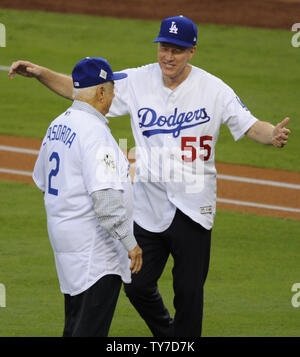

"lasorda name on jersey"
[138,107,210,138]
[44,124,77,148]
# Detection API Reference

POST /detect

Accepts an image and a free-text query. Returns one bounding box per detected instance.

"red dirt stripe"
[218,180,300,209]
[1,134,299,221]
[1,0,299,29]
[0,172,34,185]
[216,162,300,185]
[217,201,300,221]
[0,151,37,171]
[0,134,42,150]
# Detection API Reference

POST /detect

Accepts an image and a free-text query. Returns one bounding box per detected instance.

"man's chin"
[161,67,177,79]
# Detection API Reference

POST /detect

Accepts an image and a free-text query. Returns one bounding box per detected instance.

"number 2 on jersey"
[48,152,60,196]
[181,136,212,162]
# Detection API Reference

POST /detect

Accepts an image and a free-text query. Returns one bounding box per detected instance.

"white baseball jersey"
[33,101,132,296]
[108,63,258,231]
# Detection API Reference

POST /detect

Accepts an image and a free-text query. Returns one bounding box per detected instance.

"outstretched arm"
[245,117,291,148]
[8,60,74,100]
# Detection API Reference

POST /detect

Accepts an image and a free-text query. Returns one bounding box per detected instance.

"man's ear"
[96,85,105,102]
[190,45,197,56]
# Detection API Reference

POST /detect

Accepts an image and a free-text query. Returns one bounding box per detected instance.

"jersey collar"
[71,100,109,125]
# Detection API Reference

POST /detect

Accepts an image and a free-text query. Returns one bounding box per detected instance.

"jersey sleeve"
[106,69,131,118]
[222,89,258,141]
[81,129,125,195]
[91,189,137,252]
[32,143,46,192]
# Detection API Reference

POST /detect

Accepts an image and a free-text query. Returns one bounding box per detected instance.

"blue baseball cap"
[154,15,198,47]
[72,57,127,88]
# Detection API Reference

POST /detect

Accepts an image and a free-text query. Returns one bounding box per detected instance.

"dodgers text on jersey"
[138,107,211,138]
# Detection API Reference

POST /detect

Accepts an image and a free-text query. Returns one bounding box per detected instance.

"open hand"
[8,60,42,79]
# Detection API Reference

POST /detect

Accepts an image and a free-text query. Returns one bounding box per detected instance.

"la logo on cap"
[169,21,178,34]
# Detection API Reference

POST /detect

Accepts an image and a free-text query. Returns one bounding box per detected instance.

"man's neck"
[75,97,105,115]
[72,100,108,124]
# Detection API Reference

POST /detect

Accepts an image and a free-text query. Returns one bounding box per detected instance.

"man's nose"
[165,49,174,61]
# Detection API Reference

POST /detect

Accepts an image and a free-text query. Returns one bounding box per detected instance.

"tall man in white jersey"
[9,15,291,337]
[32,57,142,337]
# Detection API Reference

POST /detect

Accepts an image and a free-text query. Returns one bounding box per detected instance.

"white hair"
[72,82,112,100]
[72,84,99,100]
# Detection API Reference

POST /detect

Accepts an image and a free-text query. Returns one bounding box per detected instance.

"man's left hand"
[272,117,291,148]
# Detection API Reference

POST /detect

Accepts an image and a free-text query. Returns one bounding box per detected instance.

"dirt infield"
[1,0,300,29]
[1,134,299,221]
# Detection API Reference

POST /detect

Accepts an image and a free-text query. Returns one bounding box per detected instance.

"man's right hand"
[8,60,74,100]
[8,60,43,79]
[128,245,143,274]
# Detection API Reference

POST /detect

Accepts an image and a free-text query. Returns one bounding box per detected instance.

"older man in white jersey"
[32,57,142,337]
[9,16,290,337]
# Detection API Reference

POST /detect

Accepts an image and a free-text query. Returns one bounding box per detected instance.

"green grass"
[203,210,300,337]
[0,180,299,337]
[0,180,63,336]
[0,9,299,171]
